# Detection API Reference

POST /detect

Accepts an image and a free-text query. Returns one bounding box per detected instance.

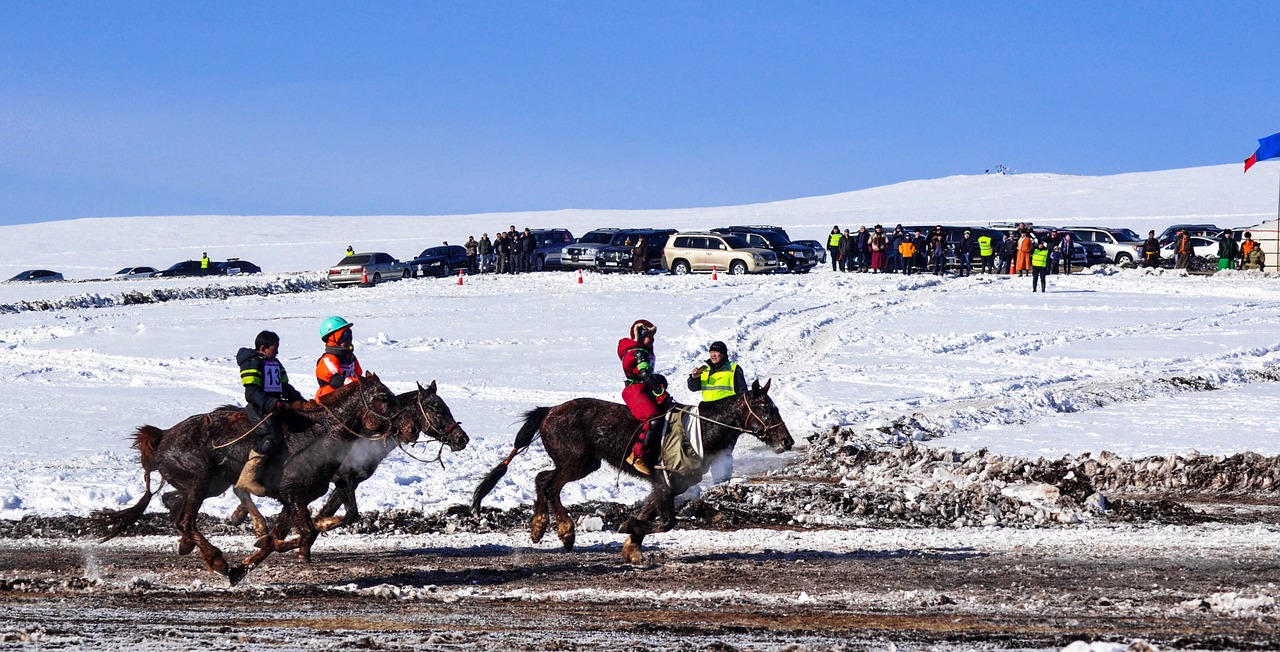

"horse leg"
[622,534,646,565]
[314,482,357,532]
[293,504,320,563]
[243,505,292,569]
[179,498,230,578]
[529,470,553,543]
[230,488,269,537]
[546,461,598,552]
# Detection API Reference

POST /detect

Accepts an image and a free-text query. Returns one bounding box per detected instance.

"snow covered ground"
[1,164,1278,521]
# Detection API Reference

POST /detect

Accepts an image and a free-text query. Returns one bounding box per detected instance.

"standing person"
[869,224,887,273]
[519,228,535,272]
[956,230,974,277]
[345,245,355,257]
[837,229,854,272]
[314,316,363,401]
[1030,240,1050,292]
[998,233,1016,275]
[911,229,927,272]
[687,340,747,484]
[1015,231,1033,276]
[929,228,947,276]
[826,226,842,272]
[898,234,917,275]
[888,225,905,273]
[507,230,521,275]
[977,231,995,274]
[618,320,671,475]
[1057,230,1074,274]
[1217,229,1239,271]
[201,252,210,273]
[1046,230,1061,274]
[632,236,647,274]
[1141,230,1162,268]
[853,226,871,272]
[465,236,479,274]
[478,233,493,273]
[235,330,305,497]
[1172,231,1192,270]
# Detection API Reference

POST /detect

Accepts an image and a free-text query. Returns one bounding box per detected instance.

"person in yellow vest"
[826,226,842,272]
[687,340,747,483]
[345,245,355,257]
[200,252,210,273]
[977,232,995,274]
[1030,240,1051,292]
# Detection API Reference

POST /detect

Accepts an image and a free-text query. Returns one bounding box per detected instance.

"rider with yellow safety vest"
[235,330,306,497]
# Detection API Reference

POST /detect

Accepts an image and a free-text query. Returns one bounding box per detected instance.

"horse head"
[410,381,469,451]
[743,379,794,453]
[351,372,400,437]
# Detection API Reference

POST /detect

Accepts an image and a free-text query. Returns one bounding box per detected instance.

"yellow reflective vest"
[1031,247,1050,268]
[699,362,739,401]
[978,235,993,257]
[827,232,842,248]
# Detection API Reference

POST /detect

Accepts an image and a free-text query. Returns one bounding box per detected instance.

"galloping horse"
[472,379,794,563]
[225,382,469,535]
[94,373,408,584]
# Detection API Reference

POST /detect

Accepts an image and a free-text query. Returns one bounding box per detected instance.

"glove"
[274,398,290,412]
[288,400,309,411]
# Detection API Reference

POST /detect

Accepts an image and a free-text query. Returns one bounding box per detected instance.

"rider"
[618,319,671,475]
[236,330,305,497]
[687,341,747,401]
[315,316,363,401]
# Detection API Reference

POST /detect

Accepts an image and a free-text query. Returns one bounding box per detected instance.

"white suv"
[1065,226,1144,265]
[663,231,779,275]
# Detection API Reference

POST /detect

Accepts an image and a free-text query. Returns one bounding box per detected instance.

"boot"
[625,428,652,476]
[624,451,651,476]
[236,450,270,497]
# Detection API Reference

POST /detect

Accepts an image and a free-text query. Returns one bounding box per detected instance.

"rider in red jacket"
[618,319,671,475]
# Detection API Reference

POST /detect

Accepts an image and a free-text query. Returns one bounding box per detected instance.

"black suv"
[1157,223,1222,246]
[155,260,211,278]
[409,245,469,277]
[596,229,677,272]
[710,225,817,273]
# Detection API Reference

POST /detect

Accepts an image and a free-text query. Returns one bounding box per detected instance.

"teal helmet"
[320,316,353,339]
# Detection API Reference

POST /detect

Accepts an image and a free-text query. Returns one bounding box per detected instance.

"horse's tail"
[91,469,157,542]
[134,424,164,473]
[471,406,550,514]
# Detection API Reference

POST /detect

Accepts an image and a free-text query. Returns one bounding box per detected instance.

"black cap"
[709,341,728,355]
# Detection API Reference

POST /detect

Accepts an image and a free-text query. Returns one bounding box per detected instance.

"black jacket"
[237,347,304,414]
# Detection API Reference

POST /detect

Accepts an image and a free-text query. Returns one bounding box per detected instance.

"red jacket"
[617,337,653,384]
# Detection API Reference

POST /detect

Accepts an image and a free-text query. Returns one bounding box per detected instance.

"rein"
[416,390,462,443]
[212,412,274,450]
[671,395,782,439]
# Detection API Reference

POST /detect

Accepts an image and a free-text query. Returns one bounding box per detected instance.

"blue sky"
[0,2,1274,225]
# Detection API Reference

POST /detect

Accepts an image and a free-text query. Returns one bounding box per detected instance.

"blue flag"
[1245,133,1280,172]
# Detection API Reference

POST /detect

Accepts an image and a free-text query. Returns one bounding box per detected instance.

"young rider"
[315,316,363,400]
[236,330,305,497]
[618,319,671,475]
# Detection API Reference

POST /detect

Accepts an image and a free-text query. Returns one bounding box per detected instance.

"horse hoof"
[530,514,548,544]
[226,564,249,586]
[177,540,195,556]
[621,539,643,565]
[227,508,247,527]
[557,522,576,551]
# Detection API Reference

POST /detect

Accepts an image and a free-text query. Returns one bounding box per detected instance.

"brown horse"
[471,379,794,563]
[93,373,408,584]
[226,382,469,535]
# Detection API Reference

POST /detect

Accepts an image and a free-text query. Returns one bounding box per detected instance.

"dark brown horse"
[225,382,469,534]
[472,379,794,563]
[93,373,409,584]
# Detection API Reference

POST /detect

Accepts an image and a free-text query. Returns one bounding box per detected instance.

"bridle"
[671,393,784,440]
[415,389,461,442]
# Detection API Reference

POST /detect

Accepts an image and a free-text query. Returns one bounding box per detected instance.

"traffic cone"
[711,265,718,281]
[361,268,369,285]
[457,269,464,286]
[577,269,584,284]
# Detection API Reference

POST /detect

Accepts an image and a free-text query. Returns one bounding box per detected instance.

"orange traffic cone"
[361,268,369,285]
[457,269,464,285]
[577,269,584,284]
[711,265,718,281]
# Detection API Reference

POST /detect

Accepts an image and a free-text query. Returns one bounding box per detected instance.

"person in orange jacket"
[1015,231,1034,276]
[315,316,363,400]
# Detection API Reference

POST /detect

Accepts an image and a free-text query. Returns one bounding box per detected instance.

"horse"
[224,381,469,535]
[471,379,794,564]
[93,372,408,584]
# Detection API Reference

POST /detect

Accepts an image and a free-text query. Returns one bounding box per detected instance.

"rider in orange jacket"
[618,319,671,475]
[315,316,364,401]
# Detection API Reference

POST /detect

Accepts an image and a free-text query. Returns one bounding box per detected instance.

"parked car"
[1079,241,1109,267]
[407,245,468,278]
[113,266,158,279]
[663,231,780,275]
[561,228,621,271]
[792,239,828,264]
[1154,236,1219,270]
[215,259,261,275]
[596,229,676,272]
[154,260,210,278]
[328,252,410,286]
[1066,226,1145,266]
[711,225,818,273]
[8,269,63,282]
[1157,224,1222,246]
[527,228,576,271]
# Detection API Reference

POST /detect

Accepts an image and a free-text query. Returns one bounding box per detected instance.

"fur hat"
[630,319,656,342]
